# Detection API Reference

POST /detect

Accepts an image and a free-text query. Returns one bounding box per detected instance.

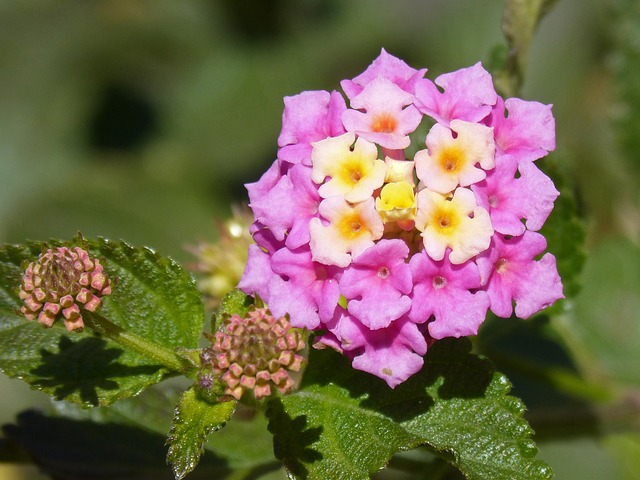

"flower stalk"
[83,310,190,374]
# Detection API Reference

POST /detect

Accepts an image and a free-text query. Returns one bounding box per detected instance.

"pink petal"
[487,97,555,162]
[409,252,489,338]
[414,63,497,126]
[472,156,559,235]
[238,244,275,302]
[278,90,346,165]
[477,232,563,319]
[340,48,427,99]
[339,240,413,329]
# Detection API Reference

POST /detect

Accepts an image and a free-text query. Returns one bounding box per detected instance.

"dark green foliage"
[0,238,204,406]
[167,388,236,480]
[268,339,552,480]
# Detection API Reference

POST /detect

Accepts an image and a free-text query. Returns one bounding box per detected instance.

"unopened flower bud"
[19,246,112,332]
[198,307,306,401]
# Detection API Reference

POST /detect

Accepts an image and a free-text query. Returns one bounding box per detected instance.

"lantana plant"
[0,50,568,479]
[239,49,563,389]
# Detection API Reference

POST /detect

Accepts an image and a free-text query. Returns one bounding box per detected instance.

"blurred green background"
[1,0,639,479]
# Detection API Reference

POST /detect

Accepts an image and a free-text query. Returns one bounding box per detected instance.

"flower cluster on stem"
[239,50,564,387]
[19,246,112,332]
[198,308,306,401]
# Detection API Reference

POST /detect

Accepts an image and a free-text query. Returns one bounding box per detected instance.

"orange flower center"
[372,114,397,133]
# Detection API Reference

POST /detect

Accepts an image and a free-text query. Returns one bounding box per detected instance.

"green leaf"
[268,339,552,480]
[538,160,586,302]
[167,387,237,480]
[212,289,253,332]
[0,238,204,406]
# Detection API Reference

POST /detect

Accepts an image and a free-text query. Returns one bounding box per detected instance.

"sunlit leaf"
[0,238,203,406]
[167,387,236,480]
[269,339,552,479]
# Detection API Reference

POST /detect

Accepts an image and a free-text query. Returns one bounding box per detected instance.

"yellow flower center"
[337,212,367,240]
[437,145,463,174]
[339,159,367,186]
[431,202,460,234]
[496,258,509,274]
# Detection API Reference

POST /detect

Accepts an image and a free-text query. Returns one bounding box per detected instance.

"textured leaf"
[167,387,237,480]
[211,289,254,332]
[268,339,552,480]
[0,238,204,406]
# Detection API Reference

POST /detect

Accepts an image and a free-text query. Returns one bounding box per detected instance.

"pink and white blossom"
[240,50,563,388]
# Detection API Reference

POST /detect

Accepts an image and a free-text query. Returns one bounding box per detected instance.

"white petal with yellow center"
[309,197,384,267]
[415,187,493,264]
[415,120,495,194]
[311,132,386,203]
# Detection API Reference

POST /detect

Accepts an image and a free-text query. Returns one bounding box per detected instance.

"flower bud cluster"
[19,246,112,331]
[198,308,305,401]
[239,50,564,387]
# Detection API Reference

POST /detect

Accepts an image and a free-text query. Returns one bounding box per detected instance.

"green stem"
[83,310,189,374]
[499,0,560,96]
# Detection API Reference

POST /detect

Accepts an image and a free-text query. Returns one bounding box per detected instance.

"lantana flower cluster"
[19,246,112,332]
[198,307,305,401]
[239,50,563,388]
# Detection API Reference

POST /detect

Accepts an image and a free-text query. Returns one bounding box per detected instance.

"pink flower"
[414,63,497,126]
[246,160,286,208]
[339,240,413,330]
[278,90,346,166]
[472,155,559,236]
[476,232,564,319]
[409,252,489,338]
[341,48,427,99]
[319,308,427,388]
[342,77,422,150]
[240,50,563,388]
[267,247,341,330]
[238,244,275,302]
[249,164,321,248]
[250,222,285,255]
[486,97,556,163]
